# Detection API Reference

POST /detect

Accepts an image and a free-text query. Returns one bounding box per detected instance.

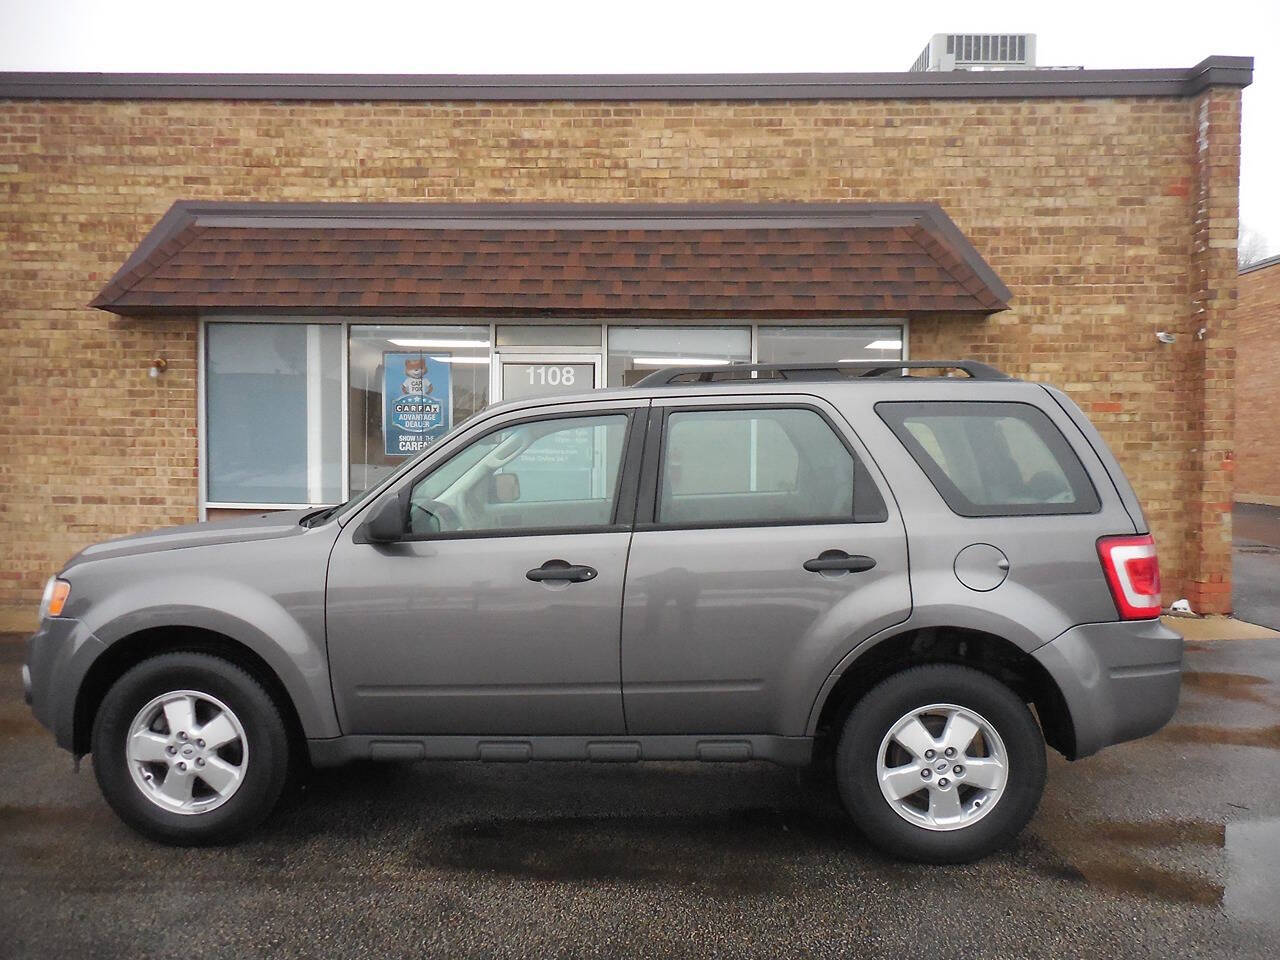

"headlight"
[39,577,71,620]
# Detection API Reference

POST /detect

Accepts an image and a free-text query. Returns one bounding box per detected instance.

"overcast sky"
[2,0,1276,258]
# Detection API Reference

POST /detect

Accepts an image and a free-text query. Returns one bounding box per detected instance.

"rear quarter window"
[875,400,1100,517]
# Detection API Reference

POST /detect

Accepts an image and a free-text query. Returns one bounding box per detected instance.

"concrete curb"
[1162,615,1280,641]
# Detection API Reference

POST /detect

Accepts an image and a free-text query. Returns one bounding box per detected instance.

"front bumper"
[1033,618,1183,759]
[24,616,106,751]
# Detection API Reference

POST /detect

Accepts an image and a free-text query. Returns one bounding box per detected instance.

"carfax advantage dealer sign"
[382,352,452,456]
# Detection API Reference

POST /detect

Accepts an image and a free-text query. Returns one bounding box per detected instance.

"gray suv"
[22,361,1182,863]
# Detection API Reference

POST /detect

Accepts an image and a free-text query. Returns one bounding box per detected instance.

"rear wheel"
[835,664,1045,863]
[91,652,289,845]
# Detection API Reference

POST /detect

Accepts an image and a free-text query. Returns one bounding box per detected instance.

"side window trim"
[635,400,887,531]
[611,405,650,528]
[395,404,650,541]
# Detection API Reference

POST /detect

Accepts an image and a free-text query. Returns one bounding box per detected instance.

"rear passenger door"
[620,396,911,736]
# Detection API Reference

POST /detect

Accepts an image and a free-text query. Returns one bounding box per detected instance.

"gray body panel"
[324,396,648,736]
[65,509,316,565]
[31,518,343,748]
[325,530,631,734]
[24,616,106,749]
[1032,618,1183,757]
[23,372,1181,770]
[621,523,909,735]
[620,392,911,736]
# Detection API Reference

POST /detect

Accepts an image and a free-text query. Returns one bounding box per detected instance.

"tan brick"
[1235,260,1280,504]
[0,90,1246,613]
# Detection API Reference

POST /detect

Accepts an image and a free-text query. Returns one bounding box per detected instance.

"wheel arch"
[808,625,1077,760]
[72,626,308,759]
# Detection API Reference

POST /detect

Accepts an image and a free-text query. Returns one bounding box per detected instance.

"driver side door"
[325,400,647,736]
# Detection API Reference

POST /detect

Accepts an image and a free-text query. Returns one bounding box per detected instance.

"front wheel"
[91,652,290,845]
[835,664,1046,863]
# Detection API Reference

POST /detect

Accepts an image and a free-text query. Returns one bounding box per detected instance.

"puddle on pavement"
[1037,819,1225,907]
[0,711,42,738]
[1040,816,1280,925]
[1224,818,1280,930]
[1082,819,1225,847]
[427,808,1259,911]
[1156,723,1280,749]
[1180,671,1271,703]
[418,806,863,895]
[0,804,107,829]
[1071,860,1222,906]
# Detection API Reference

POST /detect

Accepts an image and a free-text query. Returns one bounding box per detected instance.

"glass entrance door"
[495,353,602,402]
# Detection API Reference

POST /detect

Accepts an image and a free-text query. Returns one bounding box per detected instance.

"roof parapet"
[0,57,1252,103]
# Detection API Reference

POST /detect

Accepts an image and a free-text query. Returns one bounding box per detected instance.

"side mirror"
[487,472,521,504]
[360,492,407,543]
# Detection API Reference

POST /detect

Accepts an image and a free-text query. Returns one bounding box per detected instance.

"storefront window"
[348,324,491,494]
[606,327,751,387]
[206,323,343,505]
[756,325,904,365]
[496,325,602,347]
[202,320,907,511]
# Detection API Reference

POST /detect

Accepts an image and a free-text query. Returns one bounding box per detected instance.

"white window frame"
[491,352,603,403]
[196,317,907,519]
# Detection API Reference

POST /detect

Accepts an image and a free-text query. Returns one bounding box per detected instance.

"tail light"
[1097,534,1162,620]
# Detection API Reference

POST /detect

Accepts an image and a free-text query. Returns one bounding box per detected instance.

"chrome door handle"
[526,560,598,583]
[803,551,877,574]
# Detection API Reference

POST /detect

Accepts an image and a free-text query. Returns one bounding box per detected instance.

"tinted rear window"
[876,401,1100,517]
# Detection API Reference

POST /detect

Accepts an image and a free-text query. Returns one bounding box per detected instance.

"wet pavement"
[1234,502,1280,630]
[2,633,1279,959]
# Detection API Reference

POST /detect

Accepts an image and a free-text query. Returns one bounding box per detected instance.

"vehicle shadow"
[269,759,911,896]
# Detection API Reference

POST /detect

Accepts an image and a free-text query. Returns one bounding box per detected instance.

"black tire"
[91,652,290,845]
[835,664,1046,864]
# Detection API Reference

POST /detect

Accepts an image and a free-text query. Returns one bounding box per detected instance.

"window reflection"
[348,324,491,494]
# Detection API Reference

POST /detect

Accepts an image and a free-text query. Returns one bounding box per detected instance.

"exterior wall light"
[1155,332,1176,344]
[148,357,168,378]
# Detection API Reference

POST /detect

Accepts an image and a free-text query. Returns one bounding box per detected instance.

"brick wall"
[1179,88,1243,614]
[0,91,1244,614]
[1235,259,1280,505]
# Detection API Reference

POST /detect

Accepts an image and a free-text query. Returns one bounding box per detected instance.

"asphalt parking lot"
[1234,502,1280,630]
[1,627,1278,960]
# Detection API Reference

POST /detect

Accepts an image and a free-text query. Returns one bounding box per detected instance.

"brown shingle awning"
[92,202,1011,317]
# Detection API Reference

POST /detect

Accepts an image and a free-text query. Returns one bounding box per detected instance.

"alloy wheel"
[125,689,248,815]
[875,702,1008,831]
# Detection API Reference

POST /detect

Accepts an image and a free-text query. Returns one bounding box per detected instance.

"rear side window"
[876,401,1100,517]
[657,407,887,526]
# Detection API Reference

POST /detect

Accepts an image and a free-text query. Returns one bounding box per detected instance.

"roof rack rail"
[632,360,1012,387]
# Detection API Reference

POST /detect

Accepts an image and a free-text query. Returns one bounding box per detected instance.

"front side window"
[876,401,1100,516]
[657,407,886,526]
[206,323,343,505]
[408,413,630,536]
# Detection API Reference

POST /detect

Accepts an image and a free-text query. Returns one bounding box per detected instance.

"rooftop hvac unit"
[909,34,1037,72]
